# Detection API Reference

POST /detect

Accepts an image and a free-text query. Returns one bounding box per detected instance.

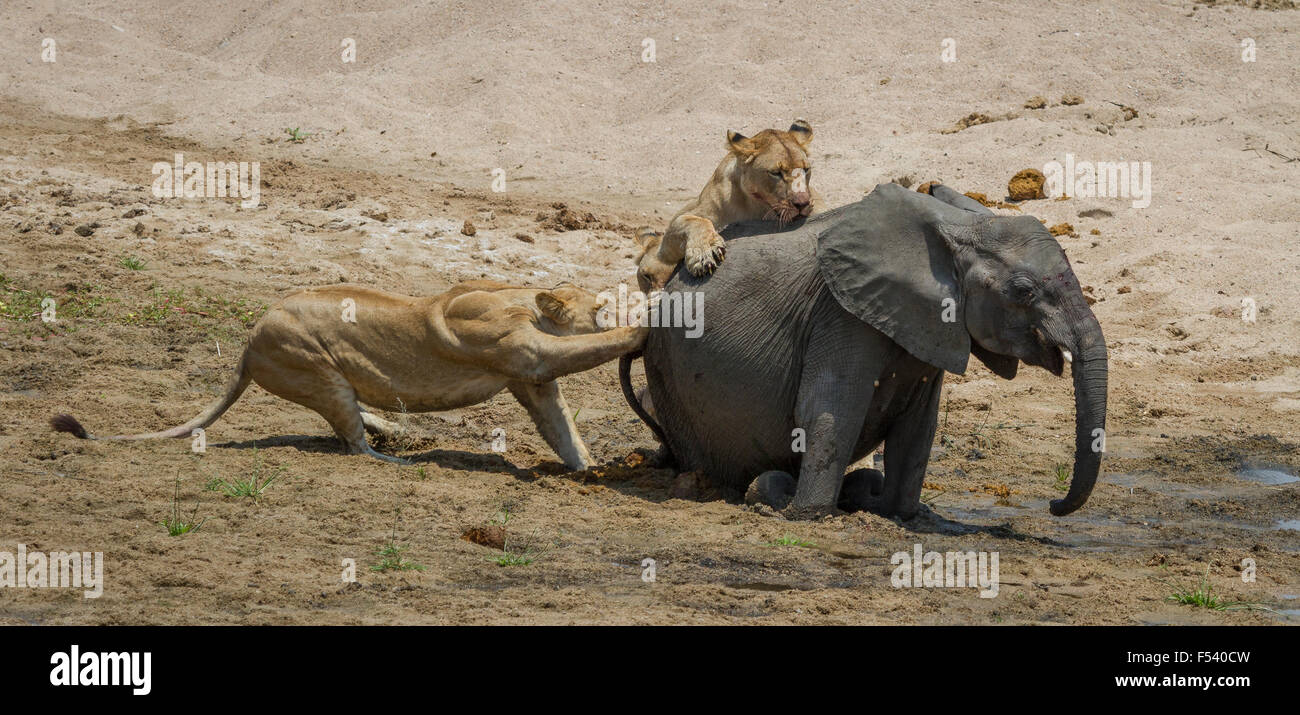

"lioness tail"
[51,352,252,441]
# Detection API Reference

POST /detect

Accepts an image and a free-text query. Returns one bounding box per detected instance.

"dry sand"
[0,0,1297,624]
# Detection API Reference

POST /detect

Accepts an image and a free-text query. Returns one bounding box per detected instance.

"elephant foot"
[670,471,721,501]
[744,470,796,510]
[837,467,885,513]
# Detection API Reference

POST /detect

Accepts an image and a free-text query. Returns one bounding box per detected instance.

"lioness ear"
[536,291,573,325]
[788,119,813,147]
[726,129,757,157]
[633,226,660,250]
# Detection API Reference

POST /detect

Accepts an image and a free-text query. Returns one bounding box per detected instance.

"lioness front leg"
[508,380,592,470]
[499,326,648,384]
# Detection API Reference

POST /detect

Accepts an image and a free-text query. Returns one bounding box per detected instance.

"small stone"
[1024,95,1047,110]
[461,220,476,236]
[1117,285,1131,294]
[74,224,94,237]
[1061,94,1084,106]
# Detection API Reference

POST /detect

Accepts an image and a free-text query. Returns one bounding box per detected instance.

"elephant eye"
[1009,277,1036,303]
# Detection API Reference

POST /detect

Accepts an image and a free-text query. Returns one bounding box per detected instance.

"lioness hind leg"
[681,215,726,276]
[248,355,407,464]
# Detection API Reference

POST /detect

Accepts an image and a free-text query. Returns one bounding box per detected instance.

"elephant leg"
[788,317,876,517]
[881,372,944,518]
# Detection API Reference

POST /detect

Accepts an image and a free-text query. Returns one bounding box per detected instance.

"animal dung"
[1008,169,1046,201]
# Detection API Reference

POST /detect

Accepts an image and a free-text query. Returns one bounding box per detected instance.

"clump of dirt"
[915,181,939,195]
[941,112,997,134]
[1008,169,1046,200]
[461,219,476,236]
[536,202,606,231]
[1061,94,1085,106]
[1024,96,1047,110]
[461,525,506,550]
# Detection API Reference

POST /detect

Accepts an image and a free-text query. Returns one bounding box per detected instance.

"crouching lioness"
[51,281,645,469]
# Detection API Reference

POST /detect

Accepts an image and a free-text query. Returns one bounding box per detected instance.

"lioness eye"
[769,170,782,178]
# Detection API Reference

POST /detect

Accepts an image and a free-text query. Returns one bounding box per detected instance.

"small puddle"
[1236,466,1299,485]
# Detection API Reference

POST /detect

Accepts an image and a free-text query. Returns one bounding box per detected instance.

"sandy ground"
[0,0,1298,624]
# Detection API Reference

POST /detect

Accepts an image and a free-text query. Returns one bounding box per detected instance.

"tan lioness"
[51,281,645,469]
[636,119,822,291]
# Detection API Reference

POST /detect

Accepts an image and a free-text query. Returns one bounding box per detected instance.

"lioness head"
[535,283,607,335]
[726,119,815,223]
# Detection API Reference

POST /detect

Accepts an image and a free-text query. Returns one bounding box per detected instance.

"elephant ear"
[815,183,976,375]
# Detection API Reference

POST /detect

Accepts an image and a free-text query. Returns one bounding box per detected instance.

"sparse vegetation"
[1164,566,1275,613]
[0,275,108,337]
[118,284,266,342]
[764,534,816,548]
[120,255,146,271]
[1053,463,1071,492]
[284,127,310,143]
[206,448,284,500]
[488,549,535,566]
[160,479,205,536]
[372,509,425,572]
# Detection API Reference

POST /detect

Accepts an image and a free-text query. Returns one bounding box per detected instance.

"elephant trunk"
[1050,322,1108,516]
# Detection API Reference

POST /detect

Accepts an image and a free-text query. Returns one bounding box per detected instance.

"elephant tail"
[619,350,675,465]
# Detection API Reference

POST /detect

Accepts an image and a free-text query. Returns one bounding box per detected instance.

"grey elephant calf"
[622,182,1107,519]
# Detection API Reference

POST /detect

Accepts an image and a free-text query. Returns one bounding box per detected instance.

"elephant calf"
[622,182,1108,520]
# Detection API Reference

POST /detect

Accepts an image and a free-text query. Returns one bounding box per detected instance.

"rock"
[1008,169,1046,201]
[461,220,476,236]
[1061,94,1084,106]
[121,207,146,218]
[1117,285,1131,294]
[74,224,94,237]
[513,232,534,243]
[1024,96,1047,110]
[461,526,506,550]
[133,222,146,236]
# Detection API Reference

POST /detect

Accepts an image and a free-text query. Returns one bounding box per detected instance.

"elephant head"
[817,182,1108,515]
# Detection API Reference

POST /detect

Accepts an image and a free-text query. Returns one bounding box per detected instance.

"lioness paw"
[685,231,726,276]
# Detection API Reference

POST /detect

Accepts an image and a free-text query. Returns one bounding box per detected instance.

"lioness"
[51,281,645,469]
[635,119,822,291]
